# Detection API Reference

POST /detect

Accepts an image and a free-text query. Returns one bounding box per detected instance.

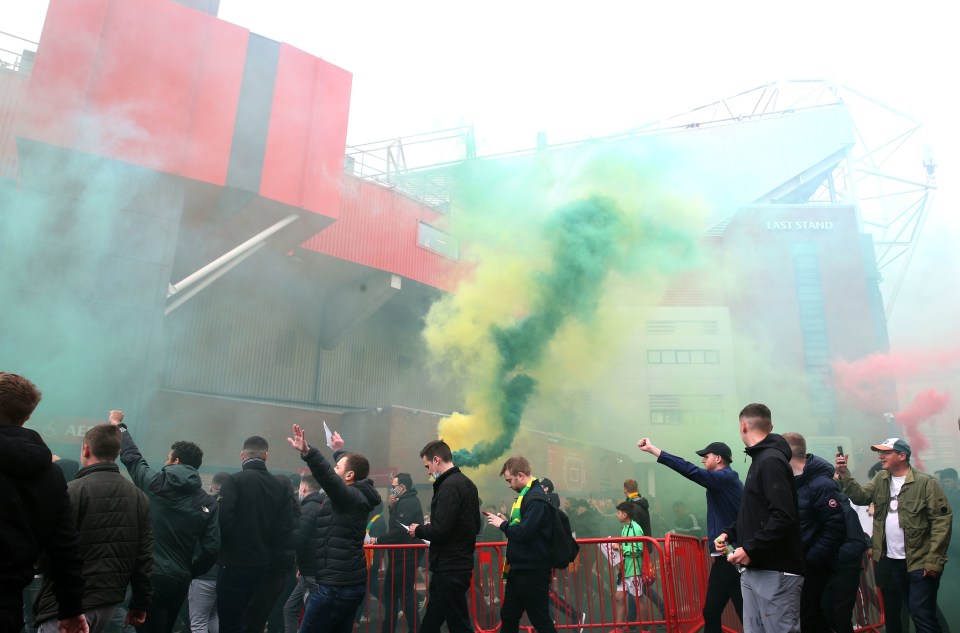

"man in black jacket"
[0,372,86,633]
[407,440,480,633]
[820,492,870,633]
[217,435,294,633]
[110,409,220,633]
[374,472,424,633]
[782,433,845,632]
[34,424,154,633]
[485,455,556,633]
[283,474,325,633]
[288,424,381,633]
[716,404,804,633]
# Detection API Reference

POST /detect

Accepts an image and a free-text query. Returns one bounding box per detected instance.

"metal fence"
[313,535,886,633]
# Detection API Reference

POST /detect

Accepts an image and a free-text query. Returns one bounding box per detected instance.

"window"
[647,349,721,364]
[417,222,460,259]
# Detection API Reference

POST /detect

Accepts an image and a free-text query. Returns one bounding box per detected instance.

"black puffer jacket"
[291,490,327,577]
[119,427,220,581]
[34,462,154,624]
[0,425,83,619]
[725,434,804,575]
[796,454,845,572]
[379,488,425,566]
[414,467,480,573]
[301,448,381,586]
[218,460,294,568]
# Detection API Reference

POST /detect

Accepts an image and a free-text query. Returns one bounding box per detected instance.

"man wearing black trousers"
[373,473,424,633]
[485,455,557,633]
[217,436,295,633]
[408,440,481,633]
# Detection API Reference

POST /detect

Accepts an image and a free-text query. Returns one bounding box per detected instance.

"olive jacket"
[840,466,952,573]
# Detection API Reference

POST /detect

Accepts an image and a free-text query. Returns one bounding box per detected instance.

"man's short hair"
[739,403,773,433]
[171,440,203,469]
[396,472,414,489]
[212,471,231,486]
[937,467,959,481]
[301,474,320,491]
[781,432,807,460]
[616,501,635,514]
[242,435,269,460]
[0,372,42,426]
[420,439,452,462]
[623,479,639,494]
[83,424,121,461]
[500,455,531,477]
[342,452,370,481]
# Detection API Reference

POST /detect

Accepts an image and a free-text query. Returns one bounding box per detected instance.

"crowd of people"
[2,372,957,633]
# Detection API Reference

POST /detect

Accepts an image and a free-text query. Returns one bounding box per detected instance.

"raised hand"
[108,410,124,425]
[288,424,310,455]
[331,431,345,451]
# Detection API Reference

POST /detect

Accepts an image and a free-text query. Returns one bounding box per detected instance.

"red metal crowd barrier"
[353,538,885,633]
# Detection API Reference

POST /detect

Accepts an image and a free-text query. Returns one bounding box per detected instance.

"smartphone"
[836,444,844,456]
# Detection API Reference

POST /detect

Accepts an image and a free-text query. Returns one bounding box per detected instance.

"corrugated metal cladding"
[316,307,457,413]
[304,176,465,293]
[162,252,460,413]
[0,69,28,180]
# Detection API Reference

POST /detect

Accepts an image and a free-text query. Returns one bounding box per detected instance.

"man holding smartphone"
[836,438,952,633]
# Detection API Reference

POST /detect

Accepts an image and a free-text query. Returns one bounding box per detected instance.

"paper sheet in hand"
[323,421,334,449]
[398,521,430,546]
[600,541,623,567]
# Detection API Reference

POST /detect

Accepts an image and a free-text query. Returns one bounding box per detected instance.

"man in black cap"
[837,437,952,633]
[637,437,744,632]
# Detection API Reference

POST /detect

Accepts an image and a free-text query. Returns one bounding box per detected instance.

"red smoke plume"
[833,348,959,466]
[833,347,960,412]
[892,389,951,470]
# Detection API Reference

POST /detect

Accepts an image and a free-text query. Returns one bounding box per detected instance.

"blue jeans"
[299,582,366,633]
[878,557,942,633]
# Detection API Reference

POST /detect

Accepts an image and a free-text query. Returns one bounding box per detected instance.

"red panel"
[177,17,248,185]
[260,45,351,219]
[18,0,112,149]
[303,177,466,292]
[19,0,245,185]
[77,0,209,173]
[300,61,352,214]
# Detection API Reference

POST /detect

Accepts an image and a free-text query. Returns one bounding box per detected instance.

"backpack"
[531,498,579,569]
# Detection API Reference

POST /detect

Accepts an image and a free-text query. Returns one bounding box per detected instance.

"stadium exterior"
[0,0,940,491]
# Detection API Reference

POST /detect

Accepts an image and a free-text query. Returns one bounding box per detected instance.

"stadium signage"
[766,221,834,230]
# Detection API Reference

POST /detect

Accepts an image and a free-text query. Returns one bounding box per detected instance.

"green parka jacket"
[840,466,952,573]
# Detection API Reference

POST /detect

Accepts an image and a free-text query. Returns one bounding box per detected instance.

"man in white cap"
[836,437,952,633]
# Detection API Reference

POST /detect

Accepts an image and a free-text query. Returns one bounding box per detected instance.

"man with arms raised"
[287,424,381,633]
[407,440,481,633]
[637,437,743,632]
[715,404,804,633]
[110,409,220,633]
[836,438,951,633]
